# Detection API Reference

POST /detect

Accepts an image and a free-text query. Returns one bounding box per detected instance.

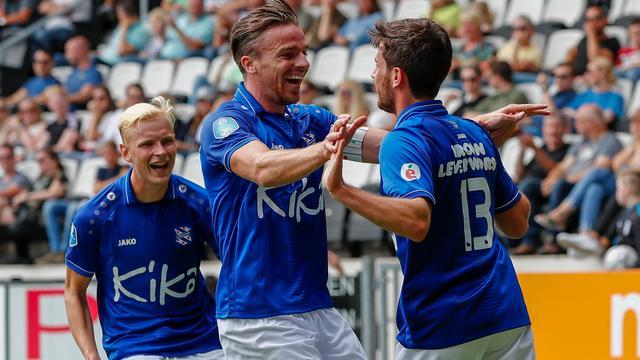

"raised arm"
[64,268,101,360]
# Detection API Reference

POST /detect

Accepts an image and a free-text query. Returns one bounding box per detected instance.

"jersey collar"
[121,168,178,205]
[233,82,266,116]
[395,99,447,129]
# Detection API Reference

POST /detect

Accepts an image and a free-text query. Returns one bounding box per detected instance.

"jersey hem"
[216,302,334,320]
[400,190,436,205]
[223,137,259,172]
[65,259,94,278]
[495,191,522,213]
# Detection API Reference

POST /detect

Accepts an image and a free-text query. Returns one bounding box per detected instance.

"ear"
[241,55,257,74]
[120,143,132,164]
[391,67,403,89]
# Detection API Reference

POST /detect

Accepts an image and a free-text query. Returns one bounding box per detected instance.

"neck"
[394,93,431,117]
[130,170,168,203]
[245,80,286,114]
[594,82,610,92]
[77,58,91,70]
[497,81,512,93]
[587,128,606,141]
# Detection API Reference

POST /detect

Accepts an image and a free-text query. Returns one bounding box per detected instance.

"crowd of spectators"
[2,0,640,269]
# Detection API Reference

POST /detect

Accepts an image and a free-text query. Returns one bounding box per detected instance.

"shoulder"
[289,103,334,120]
[75,181,122,226]
[172,175,211,214]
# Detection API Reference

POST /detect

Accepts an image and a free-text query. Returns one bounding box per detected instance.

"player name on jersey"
[438,141,497,178]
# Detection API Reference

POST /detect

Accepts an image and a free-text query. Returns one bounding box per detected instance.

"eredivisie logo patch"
[400,163,421,181]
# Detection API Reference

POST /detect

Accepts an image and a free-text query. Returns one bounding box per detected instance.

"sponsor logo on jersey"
[302,132,317,146]
[213,117,239,139]
[118,238,137,247]
[69,224,78,247]
[401,163,421,181]
[175,226,192,246]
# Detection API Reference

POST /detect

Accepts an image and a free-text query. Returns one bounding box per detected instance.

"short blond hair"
[118,96,175,144]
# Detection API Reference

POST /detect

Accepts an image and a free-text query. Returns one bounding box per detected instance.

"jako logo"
[401,163,421,181]
[118,238,137,247]
[611,293,640,357]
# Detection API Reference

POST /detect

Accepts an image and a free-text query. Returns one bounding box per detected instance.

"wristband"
[343,127,368,162]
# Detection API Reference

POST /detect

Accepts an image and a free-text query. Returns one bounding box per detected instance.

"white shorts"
[217,308,366,360]
[395,325,535,360]
[123,349,226,360]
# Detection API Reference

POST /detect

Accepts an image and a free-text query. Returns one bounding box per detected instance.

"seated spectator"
[11,149,67,263]
[616,18,640,83]
[94,140,128,193]
[139,7,167,60]
[450,63,486,116]
[160,0,214,60]
[80,85,117,152]
[565,57,624,126]
[4,99,49,159]
[566,4,620,76]
[0,100,10,144]
[602,171,640,268]
[298,79,318,105]
[0,0,38,36]
[333,80,370,120]
[553,111,640,257]
[511,115,571,255]
[176,85,214,153]
[528,63,578,136]
[333,0,383,51]
[497,15,542,82]
[429,0,462,36]
[64,35,103,110]
[0,144,31,263]
[2,50,60,108]
[466,0,493,34]
[465,61,528,116]
[450,9,495,76]
[305,0,346,51]
[98,0,149,65]
[43,86,81,154]
[536,104,622,253]
[97,83,147,147]
[32,0,92,54]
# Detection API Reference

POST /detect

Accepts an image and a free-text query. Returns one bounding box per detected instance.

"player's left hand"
[474,104,550,147]
[323,139,347,195]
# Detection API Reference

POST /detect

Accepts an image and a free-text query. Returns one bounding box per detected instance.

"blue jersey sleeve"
[200,110,260,172]
[380,130,436,204]
[65,206,100,278]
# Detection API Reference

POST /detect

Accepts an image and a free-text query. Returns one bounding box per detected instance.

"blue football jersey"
[65,170,221,360]
[200,83,336,318]
[380,100,530,349]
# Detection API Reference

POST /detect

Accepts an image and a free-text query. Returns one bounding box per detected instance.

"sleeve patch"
[213,117,240,139]
[400,163,421,181]
[69,224,78,247]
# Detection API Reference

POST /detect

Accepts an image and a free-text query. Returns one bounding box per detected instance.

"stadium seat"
[181,152,203,186]
[532,33,547,55]
[624,0,640,16]
[542,0,586,28]
[616,131,634,147]
[347,44,376,85]
[503,0,545,25]
[364,92,378,111]
[16,160,40,182]
[308,46,350,90]
[141,59,175,98]
[485,0,508,28]
[324,192,347,242]
[51,66,73,84]
[543,29,584,70]
[68,156,105,199]
[337,1,360,19]
[380,0,395,20]
[207,54,231,84]
[605,26,628,46]
[436,87,462,111]
[627,81,640,116]
[516,83,544,104]
[484,35,506,50]
[107,62,143,100]
[170,57,210,99]
[174,103,196,123]
[500,137,534,179]
[173,152,184,176]
[394,0,430,20]
[96,64,110,82]
[609,0,627,23]
[61,158,79,185]
[315,94,337,110]
[614,78,633,107]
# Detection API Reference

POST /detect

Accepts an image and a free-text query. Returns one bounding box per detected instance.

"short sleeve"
[609,94,624,118]
[200,111,260,172]
[129,24,150,51]
[87,68,103,86]
[600,134,622,158]
[65,207,100,278]
[380,130,435,204]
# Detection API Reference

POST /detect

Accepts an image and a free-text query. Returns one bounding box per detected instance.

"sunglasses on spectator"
[586,15,604,22]
[554,73,572,79]
[19,108,37,114]
[462,76,479,82]
[512,26,529,31]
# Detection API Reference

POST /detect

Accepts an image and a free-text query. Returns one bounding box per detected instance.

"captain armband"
[343,127,369,162]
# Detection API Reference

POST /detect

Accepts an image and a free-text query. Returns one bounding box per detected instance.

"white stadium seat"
[96,64,110,82]
[484,35,506,50]
[347,44,376,84]
[173,152,184,176]
[394,0,430,20]
[436,87,462,112]
[542,0,586,27]
[605,26,628,46]
[516,83,544,104]
[107,62,142,100]
[504,0,545,25]
[141,59,175,97]
[627,81,640,116]
[61,158,78,185]
[171,57,210,98]
[69,157,106,199]
[624,0,640,16]
[181,152,204,187]
[543,29,583,70]
[609,0,626,22]
[337,1,360,19]
[309,46,350,90]
[615,78,633,108]
[51,66,73,84]
[485,0,508,28]
[380,0,395,20]
[208,54,231,84]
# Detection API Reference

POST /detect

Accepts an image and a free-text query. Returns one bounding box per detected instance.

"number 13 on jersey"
[460,177,494,252]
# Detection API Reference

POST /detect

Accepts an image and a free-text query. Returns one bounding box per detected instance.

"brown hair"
[370,18,452,99]
[230,0,298,74]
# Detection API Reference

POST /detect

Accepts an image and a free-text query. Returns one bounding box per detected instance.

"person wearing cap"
[176,86,216,154]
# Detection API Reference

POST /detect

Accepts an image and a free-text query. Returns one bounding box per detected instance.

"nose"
[296,52,310,72]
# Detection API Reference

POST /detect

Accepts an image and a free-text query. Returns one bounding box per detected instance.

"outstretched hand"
[474,104,550,147]
[323,114,368,159]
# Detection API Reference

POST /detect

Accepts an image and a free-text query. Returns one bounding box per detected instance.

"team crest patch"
[213,117,239,139]
[175,226,192,246]
[69,224,78,247]
[401,163,421,181]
